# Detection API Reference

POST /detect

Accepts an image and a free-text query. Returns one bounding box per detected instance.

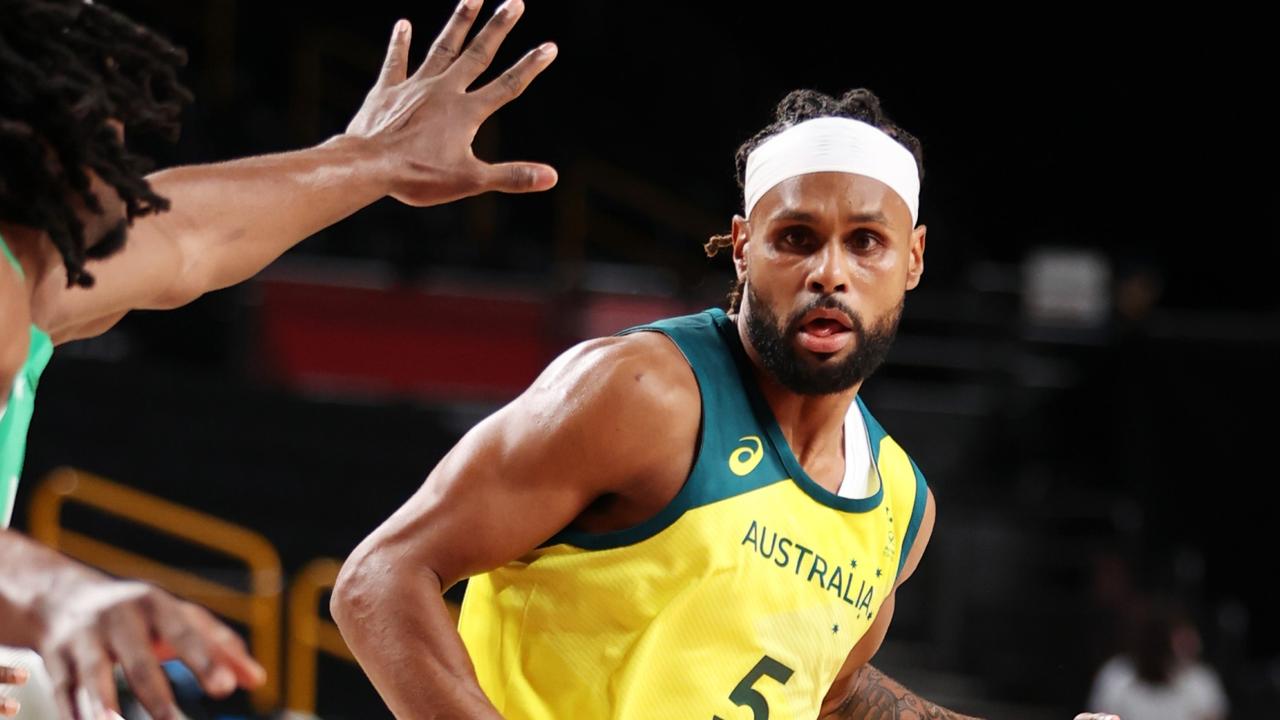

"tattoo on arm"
[836,664,983,720]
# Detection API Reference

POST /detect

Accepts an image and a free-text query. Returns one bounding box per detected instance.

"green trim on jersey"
[545,308,927,552]
[0,233,23,277]
[0,232,54,528]
[897,455,930,579]
[545,310,789,550]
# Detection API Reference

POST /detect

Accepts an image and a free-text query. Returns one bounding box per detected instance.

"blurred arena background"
[11,1,1278,717]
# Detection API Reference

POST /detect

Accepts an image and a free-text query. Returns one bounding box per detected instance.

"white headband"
[743,117,920,225]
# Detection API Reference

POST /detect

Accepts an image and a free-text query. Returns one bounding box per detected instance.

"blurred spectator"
[1087,597,1228,720]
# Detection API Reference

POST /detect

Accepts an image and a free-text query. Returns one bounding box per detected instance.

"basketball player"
[332,89,1119,720]
[1,0,554,717]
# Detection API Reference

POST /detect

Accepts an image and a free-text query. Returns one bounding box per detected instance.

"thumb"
[483,162,559,194]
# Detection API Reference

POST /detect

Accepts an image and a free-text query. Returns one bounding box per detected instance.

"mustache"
[783,295,865,336]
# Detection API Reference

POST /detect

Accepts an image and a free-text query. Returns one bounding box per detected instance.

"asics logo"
[729,435,764,476]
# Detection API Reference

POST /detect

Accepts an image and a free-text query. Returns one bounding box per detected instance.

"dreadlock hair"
[0,0,193,288]
[707,88,925,312]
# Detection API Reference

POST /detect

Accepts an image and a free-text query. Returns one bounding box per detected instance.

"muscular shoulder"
[500,331,701,490]
[528,331,699,437]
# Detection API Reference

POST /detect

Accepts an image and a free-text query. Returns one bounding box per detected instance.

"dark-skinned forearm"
[140,134,388,299]
[332,544,503,720]
[831,664,983,720]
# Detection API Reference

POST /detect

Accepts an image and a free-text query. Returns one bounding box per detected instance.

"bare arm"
[833,664,981,720]
[836,670,1119,720]
[331,333,698,719]
[43,0,557,344]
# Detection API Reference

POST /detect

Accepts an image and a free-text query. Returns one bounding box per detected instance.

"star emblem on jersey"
[728,435,764,476]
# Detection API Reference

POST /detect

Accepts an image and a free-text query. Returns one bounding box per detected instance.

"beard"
[743,284,902,396]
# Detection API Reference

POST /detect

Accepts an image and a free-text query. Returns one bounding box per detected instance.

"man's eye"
[782,229,811,248]
[849,230,882,251]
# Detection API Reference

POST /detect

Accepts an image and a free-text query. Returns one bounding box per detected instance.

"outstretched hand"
[346,0,558,206]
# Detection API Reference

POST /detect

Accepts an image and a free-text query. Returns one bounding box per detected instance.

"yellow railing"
[27,468,284,712]
[285,558,353,713]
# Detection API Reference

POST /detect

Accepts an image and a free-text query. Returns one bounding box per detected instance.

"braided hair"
[0,0,193,287]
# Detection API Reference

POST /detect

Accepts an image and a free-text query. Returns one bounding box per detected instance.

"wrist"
[323,133,397,200]
[0,537,73,648]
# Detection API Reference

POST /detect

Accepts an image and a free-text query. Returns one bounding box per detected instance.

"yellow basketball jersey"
[458,309,929,720]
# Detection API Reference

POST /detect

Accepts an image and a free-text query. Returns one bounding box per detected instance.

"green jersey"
[0,233,53,527]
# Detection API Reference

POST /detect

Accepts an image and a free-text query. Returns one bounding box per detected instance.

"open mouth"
[795,313,853,355]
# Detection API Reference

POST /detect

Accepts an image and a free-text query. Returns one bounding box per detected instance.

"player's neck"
[762,378,860,465]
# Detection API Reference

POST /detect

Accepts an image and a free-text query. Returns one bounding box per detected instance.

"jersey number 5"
[713,655,795,720]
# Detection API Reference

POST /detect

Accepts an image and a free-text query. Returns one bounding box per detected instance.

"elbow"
[330,535,443,637]
[151,265,207,310]
[331,540,394,639]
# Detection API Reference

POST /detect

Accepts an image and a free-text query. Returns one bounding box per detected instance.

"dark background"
[14,2,1279,718]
